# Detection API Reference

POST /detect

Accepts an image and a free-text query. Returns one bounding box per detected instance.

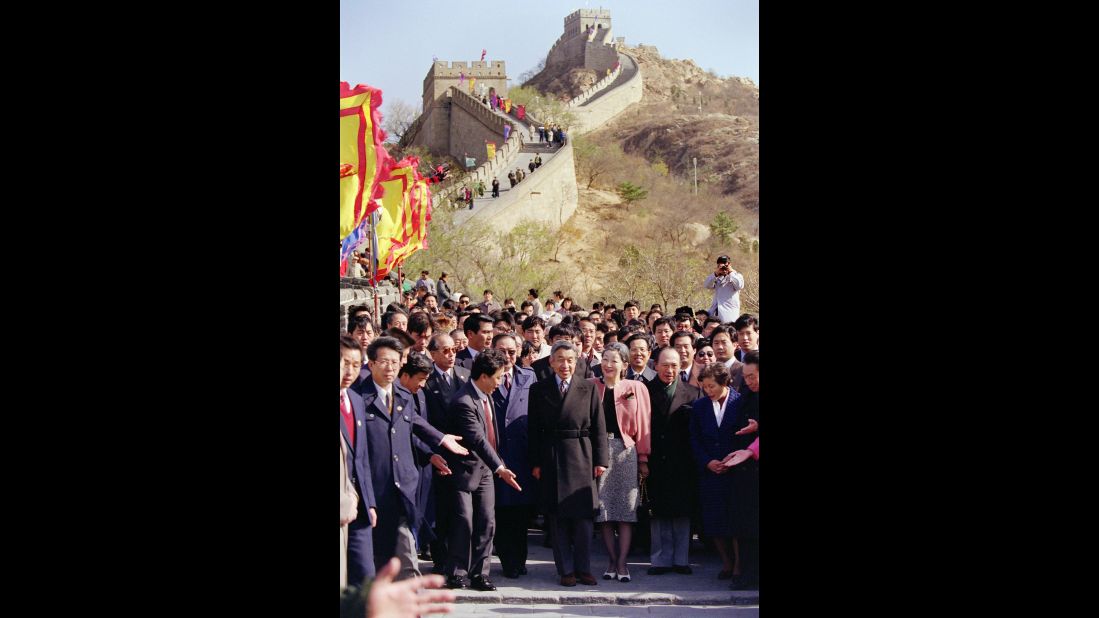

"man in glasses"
[490,333,538,578]
[353,336,471,580]
[423,332,471,573]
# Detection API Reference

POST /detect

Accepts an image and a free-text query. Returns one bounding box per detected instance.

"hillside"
[506,43,761,309]
[596,44,759,209]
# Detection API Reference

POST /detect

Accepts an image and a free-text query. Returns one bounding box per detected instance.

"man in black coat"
[440,349,522,591]
[528,341,608,587]
[423,332,471,572]
[644,347,702,575]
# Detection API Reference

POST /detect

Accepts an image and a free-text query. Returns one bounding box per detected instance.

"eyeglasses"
[696,351,716,357]
[372,359,401,367]
[434,347,457,354]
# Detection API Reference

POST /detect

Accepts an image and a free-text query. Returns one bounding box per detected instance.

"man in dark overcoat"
[644,347,702,575]
[528,340,608,587]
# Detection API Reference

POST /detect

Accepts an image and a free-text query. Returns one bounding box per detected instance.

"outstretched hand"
[368,557,456,618]
[440,434,469,455]
[497,467,522,491]
[735,419,759,436]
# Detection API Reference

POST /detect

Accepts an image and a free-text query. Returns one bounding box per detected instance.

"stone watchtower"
[404,59,510,165]
[545,8,620,73]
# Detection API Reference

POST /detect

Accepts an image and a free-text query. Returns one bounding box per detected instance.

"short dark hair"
[742,350,759,367]
[399,352,433,378]
[366,336,403,361]
[407,312,436,336]
[733,314,759,332]
[709,325,735,343]
[492,332,518,348]
[520,300,533,310]
[624,332,654,351]
[380,311,405,329]
[596,321,610,334]
[703,316,723,327]
[520,339,534,358]
[348,316,376,334]
[427,332,452,352]
[670,330,697,348]
[675,305,694,317]
[528,288,539,298]
[464,313,494,335]
[623,300,638,310]
[340,334,363,357]
[652,316,676,332]
[493,312,516,329]
[483,289,493,295]
[522,315,546,332]
[591,301,605,312]
[471,347,508,380]
[548,323,579,342]
[385,328,415,349]
[348,304,372,319]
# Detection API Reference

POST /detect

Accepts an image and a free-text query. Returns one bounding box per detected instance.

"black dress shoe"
[673,564,693,574]
[469,576,497,591]
[502,568,521,579]
[444,575,468,589]
[647,566,671,575]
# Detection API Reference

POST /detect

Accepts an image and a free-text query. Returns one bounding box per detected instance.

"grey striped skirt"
[596,436,639,523]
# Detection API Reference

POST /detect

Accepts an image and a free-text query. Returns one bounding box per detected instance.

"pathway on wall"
[579,51,636,107]
[450,137,562,225]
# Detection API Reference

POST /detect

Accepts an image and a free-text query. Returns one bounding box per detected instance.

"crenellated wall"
[545,9,620,75]
[422,60,508,113]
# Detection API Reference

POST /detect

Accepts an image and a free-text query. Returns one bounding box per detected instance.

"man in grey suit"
[489,333,539,578]
[441,349,522,591]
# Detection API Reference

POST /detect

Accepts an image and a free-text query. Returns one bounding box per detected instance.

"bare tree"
[382,98,418,143]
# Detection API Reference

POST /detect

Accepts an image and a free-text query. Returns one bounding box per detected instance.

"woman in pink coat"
[590,342,652,582]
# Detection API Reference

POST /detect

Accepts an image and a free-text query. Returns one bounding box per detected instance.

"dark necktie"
[481,399,497,450]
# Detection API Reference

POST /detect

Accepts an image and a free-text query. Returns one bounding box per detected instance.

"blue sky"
[340,0,758,112]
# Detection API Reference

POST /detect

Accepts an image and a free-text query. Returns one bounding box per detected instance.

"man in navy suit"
[441,349,522,591]
[489,333,539,578]
[397,352,454,560]
[455,314,496,371]
[341,334,378,586]
[423,332,471,572]
[352,336,471,580]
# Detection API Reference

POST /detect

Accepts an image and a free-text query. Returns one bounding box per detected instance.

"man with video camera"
[703,255,745,324]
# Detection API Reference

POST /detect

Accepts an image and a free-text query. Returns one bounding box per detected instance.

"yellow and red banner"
[340,82,392,241]
[372,157,432,283]
[486,142,496,159]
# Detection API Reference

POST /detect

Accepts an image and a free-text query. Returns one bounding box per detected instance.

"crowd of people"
[340,257,758,602]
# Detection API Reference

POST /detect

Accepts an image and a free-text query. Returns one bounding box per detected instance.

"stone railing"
[566,63,622,108]
[339,280,401,332]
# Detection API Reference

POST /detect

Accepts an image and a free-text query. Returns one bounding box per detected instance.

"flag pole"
[370,209,381,320]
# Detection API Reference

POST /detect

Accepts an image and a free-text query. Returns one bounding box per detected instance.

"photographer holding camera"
[703,255,745,323]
